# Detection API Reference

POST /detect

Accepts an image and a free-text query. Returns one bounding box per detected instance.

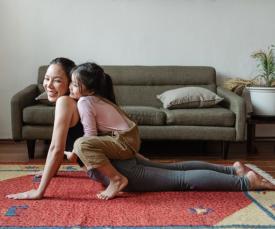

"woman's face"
[43,64,70,102]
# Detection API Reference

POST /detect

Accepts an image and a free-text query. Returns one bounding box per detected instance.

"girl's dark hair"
[50,57,76,83]
[72,62,117,104]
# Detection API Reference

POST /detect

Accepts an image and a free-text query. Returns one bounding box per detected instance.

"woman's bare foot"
[97,175,128,200]
[233,161,246,176]
[246,171,275,190]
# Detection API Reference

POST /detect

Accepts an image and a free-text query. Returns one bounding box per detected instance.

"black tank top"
[66,121,84,167]
[65,121,84,151]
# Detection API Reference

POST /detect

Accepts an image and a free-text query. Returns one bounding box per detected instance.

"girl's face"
[43,64,69,102]
[70,72,94,100]
[69,73,82,100]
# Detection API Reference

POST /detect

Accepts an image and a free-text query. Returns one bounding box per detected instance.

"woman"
[7,57,79,199]
[6,58,275,200]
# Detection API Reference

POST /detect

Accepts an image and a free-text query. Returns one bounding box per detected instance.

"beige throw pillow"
[157,87,223,109]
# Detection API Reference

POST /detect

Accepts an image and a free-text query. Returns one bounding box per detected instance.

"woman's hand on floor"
[6,189,43,200]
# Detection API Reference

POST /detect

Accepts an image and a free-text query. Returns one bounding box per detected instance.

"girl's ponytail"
[102,73,117,105]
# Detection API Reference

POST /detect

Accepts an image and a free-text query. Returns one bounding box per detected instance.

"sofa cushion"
[157,87,223,109]
[23,105,55,125]
[162,106,235,127]
[121,106,166,125]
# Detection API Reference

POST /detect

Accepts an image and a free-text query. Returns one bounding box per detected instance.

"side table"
[246,115,275,154]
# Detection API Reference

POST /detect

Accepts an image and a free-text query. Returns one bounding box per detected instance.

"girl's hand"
[6,189,43,200]
[64,151,77,162]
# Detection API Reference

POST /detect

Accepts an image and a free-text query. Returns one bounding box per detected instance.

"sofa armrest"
[11,84,39,140]
[217,86,246,141]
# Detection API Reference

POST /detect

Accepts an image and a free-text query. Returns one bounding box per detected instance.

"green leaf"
[252,45,275,86]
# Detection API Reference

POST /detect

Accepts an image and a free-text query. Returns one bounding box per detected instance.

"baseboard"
[0,139,23,144]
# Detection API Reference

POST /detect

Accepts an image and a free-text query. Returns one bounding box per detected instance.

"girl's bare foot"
[233,161,246,176]
[97,175,128,200]
[246,171,275,190]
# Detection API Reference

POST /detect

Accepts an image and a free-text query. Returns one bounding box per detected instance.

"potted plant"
[246,45,275,116]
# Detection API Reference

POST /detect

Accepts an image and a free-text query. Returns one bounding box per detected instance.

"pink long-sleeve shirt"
[77,96,129,136]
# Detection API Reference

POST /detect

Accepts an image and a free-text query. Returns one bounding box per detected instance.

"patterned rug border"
[0,164,81,172]
[245,191,275,221]
[0,161,74,165]
[2,225,275,228]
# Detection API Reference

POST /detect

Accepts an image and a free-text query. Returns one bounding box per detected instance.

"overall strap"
[98,96,140,153]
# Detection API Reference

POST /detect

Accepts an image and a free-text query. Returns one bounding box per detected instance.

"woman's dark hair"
[49,57,76,83]
[72,62,117,104]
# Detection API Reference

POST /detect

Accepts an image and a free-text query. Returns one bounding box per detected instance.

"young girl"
[67,62,140,200]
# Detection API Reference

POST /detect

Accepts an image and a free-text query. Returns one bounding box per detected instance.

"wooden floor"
[1,139,275,177]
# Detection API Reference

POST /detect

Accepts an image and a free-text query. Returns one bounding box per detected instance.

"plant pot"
[246,86,275,116]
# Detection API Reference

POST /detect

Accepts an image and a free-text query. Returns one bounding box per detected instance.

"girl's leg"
[73,136,132,200]
[96,162,128,200]
[136,157,237,175]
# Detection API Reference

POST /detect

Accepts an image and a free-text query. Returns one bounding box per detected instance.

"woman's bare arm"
[6,96,77,200]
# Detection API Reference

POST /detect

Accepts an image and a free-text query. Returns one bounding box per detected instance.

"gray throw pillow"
[35,92,55,106]
[157,87,223,109]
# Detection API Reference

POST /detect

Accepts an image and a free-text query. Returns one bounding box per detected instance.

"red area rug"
[1,164,275,228]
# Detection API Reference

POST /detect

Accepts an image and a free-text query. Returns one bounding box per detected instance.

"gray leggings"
[87,157,250,191]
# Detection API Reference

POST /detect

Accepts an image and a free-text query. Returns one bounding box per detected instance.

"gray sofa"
[11,65,246,159]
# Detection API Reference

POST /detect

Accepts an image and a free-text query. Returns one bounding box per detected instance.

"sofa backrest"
[38,65,216,107]
[104,66,216,107]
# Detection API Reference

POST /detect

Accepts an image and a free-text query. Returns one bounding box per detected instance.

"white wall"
[1,0,275,138]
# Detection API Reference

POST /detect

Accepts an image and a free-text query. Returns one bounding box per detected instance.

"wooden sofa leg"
[27,140,36,159]
[43,140,50,154]
[222,141,229,159]
[44,140,51,145]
